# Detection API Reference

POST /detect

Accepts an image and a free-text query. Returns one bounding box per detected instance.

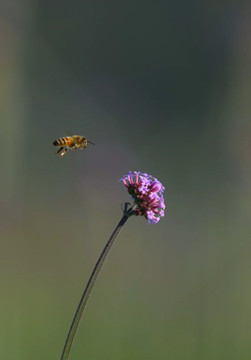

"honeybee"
[53,135,95,157]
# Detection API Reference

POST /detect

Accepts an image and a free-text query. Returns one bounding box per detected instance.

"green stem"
[60,213,130,360]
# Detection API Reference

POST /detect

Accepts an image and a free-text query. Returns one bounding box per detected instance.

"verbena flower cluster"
[120,171,165,224]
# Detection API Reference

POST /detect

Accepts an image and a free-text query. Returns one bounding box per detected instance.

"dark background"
[0,1,251,359]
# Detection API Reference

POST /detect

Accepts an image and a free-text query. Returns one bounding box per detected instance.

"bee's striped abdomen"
[53,137,73,147]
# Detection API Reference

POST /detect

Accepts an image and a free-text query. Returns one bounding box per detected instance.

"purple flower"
[120,171,165,224]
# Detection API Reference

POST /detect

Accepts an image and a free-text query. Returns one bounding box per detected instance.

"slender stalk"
[60,211,131,360]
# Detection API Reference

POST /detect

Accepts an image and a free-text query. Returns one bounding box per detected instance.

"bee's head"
[81,137,88,148]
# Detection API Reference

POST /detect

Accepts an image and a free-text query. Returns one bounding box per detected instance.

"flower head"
[120,171,165,224]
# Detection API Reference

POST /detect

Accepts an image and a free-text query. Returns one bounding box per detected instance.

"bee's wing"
[64,130,73,136]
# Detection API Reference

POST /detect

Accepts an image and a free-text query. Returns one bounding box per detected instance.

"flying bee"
[53,135,95,158]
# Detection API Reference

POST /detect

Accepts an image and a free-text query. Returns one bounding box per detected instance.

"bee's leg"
[56,147,64,155]
[59,148,68,158]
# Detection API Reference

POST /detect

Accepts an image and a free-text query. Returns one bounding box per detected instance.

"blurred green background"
[1,1,250,359]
